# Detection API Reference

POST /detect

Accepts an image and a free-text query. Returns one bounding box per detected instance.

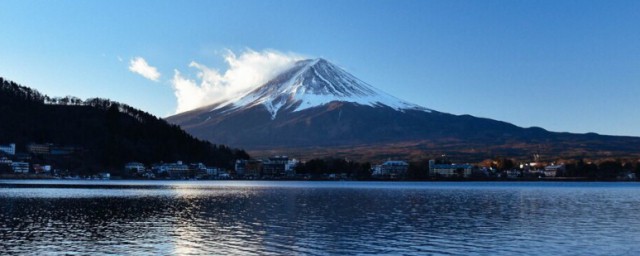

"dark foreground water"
[1,181,640,255]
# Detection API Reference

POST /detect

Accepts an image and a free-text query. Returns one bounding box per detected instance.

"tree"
[496,158,515,171]
[407,160,429,180]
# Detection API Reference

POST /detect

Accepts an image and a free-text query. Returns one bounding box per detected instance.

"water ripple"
[2,181,640,255]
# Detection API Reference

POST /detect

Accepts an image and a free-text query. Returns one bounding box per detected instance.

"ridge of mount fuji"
[211,58,430,119]
[166,58,640,162]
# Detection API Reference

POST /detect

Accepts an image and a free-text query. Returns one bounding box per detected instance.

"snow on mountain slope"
[211,58,431,119]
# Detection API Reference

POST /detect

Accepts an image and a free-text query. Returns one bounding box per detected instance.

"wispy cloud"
[129,57,161,81]
[171,49,305,113]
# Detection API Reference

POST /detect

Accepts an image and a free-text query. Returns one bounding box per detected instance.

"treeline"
[561,159,640,180]
[0,77,249,175]
[480,157,640,180]
[292,156,640,181]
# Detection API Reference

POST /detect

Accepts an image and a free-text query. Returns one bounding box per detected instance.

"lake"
[1,180,639,255]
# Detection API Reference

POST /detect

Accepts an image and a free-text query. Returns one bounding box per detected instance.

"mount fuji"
[167,58,640,161]
[202,58,429,119]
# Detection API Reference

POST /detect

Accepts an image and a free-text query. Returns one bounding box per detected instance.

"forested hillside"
[0,77,249,174]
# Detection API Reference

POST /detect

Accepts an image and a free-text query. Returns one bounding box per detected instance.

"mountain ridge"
[166,59,640,162]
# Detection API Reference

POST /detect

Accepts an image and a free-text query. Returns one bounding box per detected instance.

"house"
[0,143,16,155]
[429,160,473,178]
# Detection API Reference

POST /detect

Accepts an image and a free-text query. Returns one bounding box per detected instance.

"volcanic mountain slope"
[167,59,640,162]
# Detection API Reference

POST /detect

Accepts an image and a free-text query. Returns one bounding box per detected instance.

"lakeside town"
[2,142,638,181]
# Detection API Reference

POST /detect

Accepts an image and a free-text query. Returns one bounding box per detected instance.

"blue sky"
[1,0,639,136]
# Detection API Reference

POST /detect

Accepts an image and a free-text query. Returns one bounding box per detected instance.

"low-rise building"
[0,157,12,165]
[235,159,263,178]
[153,161,189,178]
[189,163,211,177]
[0,143,16,155]
[125,162,146,172]
[32,164,52,174]
[429,160,473,178]
[27,143,78,155]
[544,164,565,177]
[50,146,76,155]
[373,160,409,179]
[11,162,29,173]
[262,156,297,178]
[27,143,51,155]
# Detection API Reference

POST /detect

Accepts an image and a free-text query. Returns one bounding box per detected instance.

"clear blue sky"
[1,0,639,136]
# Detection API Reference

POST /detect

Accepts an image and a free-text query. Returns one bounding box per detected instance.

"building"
[189,163,217,178]
[27,143,51,155]
[0,143,16,155]
[206,167,221,177]
[262,156,297,178]
[27,143,77,155]
[544,164,565,177]
[32,164,52,174]
[373,160,409,179]
[153,161,189,178]
[98,172,111,180]
[0,157,13,173]
[11,162,29,173]
[0,157,12,165]
[50,146,76,155]
[429,160,473,178]
[235,159,263,178]
[125,162,146,172]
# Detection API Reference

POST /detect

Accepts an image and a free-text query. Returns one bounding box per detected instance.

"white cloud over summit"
[129,57,161,81]
[170,49,305,113]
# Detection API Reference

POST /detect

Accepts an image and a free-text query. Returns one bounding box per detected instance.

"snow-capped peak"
[213,58,430,119]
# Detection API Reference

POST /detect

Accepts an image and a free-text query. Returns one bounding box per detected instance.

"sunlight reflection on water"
[1,180,640,255]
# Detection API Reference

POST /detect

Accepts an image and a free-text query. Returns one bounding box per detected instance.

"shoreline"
[0,174,626,182]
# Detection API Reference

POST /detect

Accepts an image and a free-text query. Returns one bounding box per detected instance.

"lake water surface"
[1,180,639,255]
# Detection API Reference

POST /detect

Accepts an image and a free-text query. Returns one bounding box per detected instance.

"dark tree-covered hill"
[0,77,249,174]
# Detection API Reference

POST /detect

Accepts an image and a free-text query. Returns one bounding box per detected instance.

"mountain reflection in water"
[1,181,639,255]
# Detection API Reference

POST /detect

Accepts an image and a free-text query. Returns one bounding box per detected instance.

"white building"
[124,162,146,172]
[154,161,189,177]
[11,162,29,173]
[429,160,473,178]
[372,160,409,178]
[544,165,565,177]
[286,158,299,173]
[0,157,12,165]
[0,143,16,155]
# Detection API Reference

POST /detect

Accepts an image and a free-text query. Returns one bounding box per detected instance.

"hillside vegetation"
[0,77,249,175]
